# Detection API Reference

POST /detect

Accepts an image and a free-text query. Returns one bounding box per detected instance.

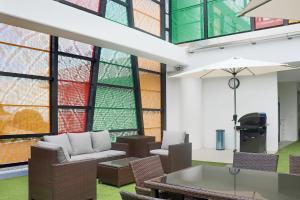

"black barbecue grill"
[237,113,267,153]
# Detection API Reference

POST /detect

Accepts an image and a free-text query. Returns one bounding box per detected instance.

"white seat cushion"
[161,131,185,150]
[43,134,72,155]
[150,149,169,156]
[38,141,70,163]
[69,150,126,162]
[90,130,112,152]
[68,132,94,156]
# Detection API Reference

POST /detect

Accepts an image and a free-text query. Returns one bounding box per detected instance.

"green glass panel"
[105,0,128,25]
[207,0,251,37]
[172,0,202,10]
[94,86,135,109]
[100,49,131,67]
[93,108,137,130]
[98,62,133,87]
[171,2,204,43]
[109,131,138,142]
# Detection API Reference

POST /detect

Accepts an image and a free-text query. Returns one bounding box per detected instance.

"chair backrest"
[120,191,164,200]
[290,155,300,175]
[130,156,164,187]
[233,152,278,172]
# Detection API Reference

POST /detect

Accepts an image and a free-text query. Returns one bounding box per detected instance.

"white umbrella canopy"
[171,57,294,78]
[239,0,300,20]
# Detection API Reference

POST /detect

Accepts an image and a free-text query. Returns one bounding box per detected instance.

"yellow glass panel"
[141,90,161,109]
[0,106,50,135]
[132,0,161,36]
[138,57,161,72]
[143,111,161,142]
[289,20,300,24]
[0,138,39,164]
[139,72,161,92]
[145,128,161,142]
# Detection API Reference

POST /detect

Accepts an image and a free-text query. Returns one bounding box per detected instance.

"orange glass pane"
[132,0,161,36]
[289,20,300,24]
[138,57,161,72]
[139,72,161,91]
[141,90,161,109]
[145,128,161,142]
[0,23,50,50]
[0,138,39,164]
[0,106,50,135]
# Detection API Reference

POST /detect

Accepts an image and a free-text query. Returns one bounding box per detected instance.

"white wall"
[166,78,203,150]
[202,73,279,153]
[278,82,298,141]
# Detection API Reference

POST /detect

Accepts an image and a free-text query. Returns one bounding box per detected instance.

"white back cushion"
[43,134,72,155]
[38,141,70,163]
[68,132,94,156]
[90,130,112,152]
[161,131,186,150]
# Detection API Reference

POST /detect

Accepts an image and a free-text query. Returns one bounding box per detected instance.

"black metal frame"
[171,0,298,45]
[0,0,167,167]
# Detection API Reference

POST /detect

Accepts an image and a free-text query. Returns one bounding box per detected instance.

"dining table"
[144,165,300,200]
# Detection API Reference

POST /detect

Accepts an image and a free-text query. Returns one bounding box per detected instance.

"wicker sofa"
[148,131,192,173]
[29,131,128,200]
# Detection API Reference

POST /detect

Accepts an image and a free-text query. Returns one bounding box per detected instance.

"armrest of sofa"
[148,142,162,151]
[30,145,59,164]
[169,143,192,170]
[111,142,129,155]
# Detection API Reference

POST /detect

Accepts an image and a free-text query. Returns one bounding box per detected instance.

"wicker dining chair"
[130,156,165,196]
[120,191,166,200]
[233,152,278,172]
[289,155,300,175]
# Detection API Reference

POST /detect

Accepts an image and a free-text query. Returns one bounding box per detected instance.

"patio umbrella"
[239,0,300,20]
[171,57,296,151]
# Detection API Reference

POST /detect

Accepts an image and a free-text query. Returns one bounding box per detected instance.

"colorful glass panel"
[143,111,161,141]
[58,109,87,133]
[207,0,251,37]
[105,0,128,25]
[255,18,283,29]
[171,0,204,43]
[132,0,161,36]
[0,138,40,164]
[65,0,100,12]
[138,57,161,72]
[58,81,90,106]
[58,37,94,58]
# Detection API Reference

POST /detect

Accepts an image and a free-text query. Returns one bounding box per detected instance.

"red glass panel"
[255,18,284,29]
[58,109,86,133]
[58,81,90,106]
[65,0,100,12]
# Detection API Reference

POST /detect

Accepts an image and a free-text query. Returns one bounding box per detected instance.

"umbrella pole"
[233,73,238,152]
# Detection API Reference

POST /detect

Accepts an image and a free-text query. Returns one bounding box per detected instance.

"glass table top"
[99,157,139,168]
[157,165,300,200]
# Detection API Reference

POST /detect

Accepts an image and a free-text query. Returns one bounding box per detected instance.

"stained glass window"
[172,0,205,43]
[255,18,283,30]
[207,0,251,37]
[0,138,40,165]
[58,37,94,57]
[64,0,100,12]
[138,58,162,141]
[57,55,92,133]
[132,0,161,36]
[105,0,128,25]
[0,24,50,165]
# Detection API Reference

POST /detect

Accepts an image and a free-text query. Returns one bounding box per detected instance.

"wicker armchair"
[120,191,166,200]
[148,133,192,173]
[233,152,278,172]
[289,155,300,175]
[129,156,164,196]
[29,146,97,200]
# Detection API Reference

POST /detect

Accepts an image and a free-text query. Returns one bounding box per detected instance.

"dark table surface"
[98,157,139,168]
[146,165,300,200]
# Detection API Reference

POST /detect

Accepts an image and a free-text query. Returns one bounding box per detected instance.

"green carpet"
[1,142,299,200]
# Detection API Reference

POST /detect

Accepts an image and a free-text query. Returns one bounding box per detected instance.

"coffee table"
[97,157,139,187]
